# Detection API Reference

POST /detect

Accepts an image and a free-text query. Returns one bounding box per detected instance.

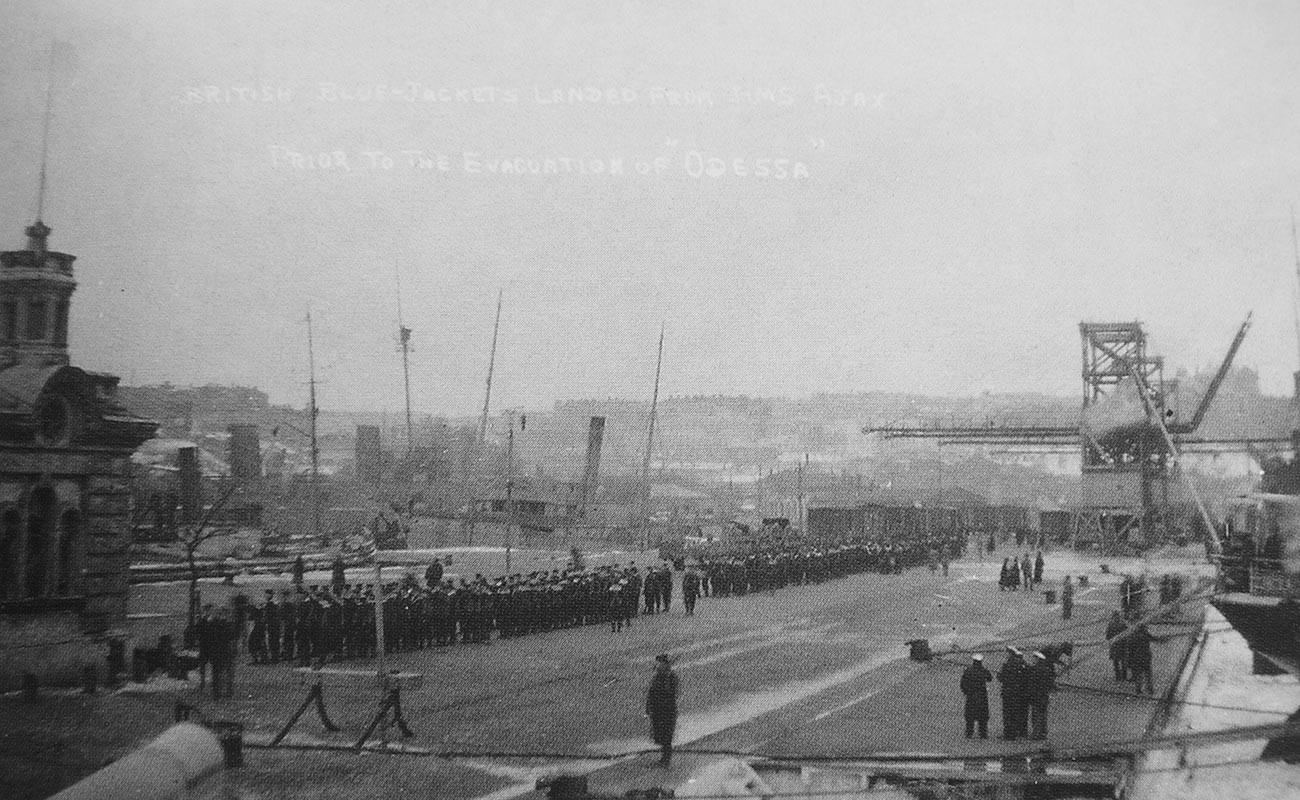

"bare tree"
[179,483,239,635]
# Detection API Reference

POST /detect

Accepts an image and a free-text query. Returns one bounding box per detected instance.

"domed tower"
[0,219,76,369]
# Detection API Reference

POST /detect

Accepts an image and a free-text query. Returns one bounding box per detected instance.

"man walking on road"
[646,653,680,766]
[960,653,993,739]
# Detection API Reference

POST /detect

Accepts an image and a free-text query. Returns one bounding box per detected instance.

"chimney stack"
[228,424,261,483]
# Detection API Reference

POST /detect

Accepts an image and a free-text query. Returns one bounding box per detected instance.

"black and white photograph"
[1,1,1299,798]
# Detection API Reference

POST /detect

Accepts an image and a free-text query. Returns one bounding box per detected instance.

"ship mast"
[638,324,665,550]
[478,290,504,446]
[464,290,503,542]
[395,261,414,455]
[307,310,321,540]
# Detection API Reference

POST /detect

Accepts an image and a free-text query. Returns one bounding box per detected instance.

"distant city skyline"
[3,1,1299,416]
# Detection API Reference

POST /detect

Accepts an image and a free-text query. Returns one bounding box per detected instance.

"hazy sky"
[2,0,1299,416]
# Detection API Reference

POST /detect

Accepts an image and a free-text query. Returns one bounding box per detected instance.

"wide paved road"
[178,546,1191,799]
[0,547,1201,800]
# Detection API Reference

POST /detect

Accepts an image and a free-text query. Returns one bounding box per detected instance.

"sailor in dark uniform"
[645,653,679,766]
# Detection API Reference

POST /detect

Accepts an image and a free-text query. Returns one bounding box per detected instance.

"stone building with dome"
[0,218,156,690]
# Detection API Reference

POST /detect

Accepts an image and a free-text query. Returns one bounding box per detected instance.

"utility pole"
[797,453,806,534]
[307,310,322,542]
[504,410,516,572]
[395,261,414,456]
[638,325,665,551]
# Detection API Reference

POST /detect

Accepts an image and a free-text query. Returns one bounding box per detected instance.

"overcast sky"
[2,0,1298,416]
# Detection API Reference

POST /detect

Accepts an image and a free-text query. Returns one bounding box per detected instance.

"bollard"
[175,701,197,723]
[82,665,98,695]
[106,637,126,686]
[1044,589,1057,605]
[906,639,933,662]
[210,720,244,768]
[22,672,39,701]
[132,649,148,683]
[1078,575,1089,588]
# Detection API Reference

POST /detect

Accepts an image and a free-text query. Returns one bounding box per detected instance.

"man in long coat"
[645,653,679,766]
[1127,623,1156,694]
[960,654,993,738]
[1025,651,1054,740]
[997,647,1027,739]
[1061,575,1075,620]
[1105,610,1129,681]
[682,568,701,616]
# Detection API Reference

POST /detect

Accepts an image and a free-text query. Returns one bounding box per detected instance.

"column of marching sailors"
[225,532,971,668]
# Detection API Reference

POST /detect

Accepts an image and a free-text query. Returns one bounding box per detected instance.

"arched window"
[0,507,20,600]
[56,510,79,596]
[25,487,56,598]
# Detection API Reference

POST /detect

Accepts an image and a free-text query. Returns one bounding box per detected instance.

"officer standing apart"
[1061,575,1075,620]
[959,653,992,739]
[646,653,679,767]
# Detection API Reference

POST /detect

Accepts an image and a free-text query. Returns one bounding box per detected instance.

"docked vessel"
[1212,489,1300,676]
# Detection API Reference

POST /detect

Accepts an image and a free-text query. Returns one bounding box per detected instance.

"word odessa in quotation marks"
[268,146,811,179]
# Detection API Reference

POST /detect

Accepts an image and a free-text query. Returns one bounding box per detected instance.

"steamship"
[1211,457,1300,676]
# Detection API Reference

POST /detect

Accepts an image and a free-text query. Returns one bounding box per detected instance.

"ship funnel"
[580,416,606,515]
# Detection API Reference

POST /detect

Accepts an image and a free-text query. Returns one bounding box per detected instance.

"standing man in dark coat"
[681,567,701,616]
[195,604,215,690]
[960,653,993,738]
[1127,624,1156,695]
[1025,651,1053,740]
[425,559,443,588]
[645,653,679,766]
[1061,575,1075,620]
[997,647,1027,739]
[264,589,282,663]
[209,606,236,699]
[1033,551,1045,586]
[1105,610,1128,681]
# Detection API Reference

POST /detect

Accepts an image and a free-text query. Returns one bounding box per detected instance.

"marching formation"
[225,532,971,668]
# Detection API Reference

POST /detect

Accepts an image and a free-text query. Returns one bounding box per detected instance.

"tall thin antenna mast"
[395,261,413,455]
[638,324,665,549]
[34,43,57,226]
[307,310,321,540]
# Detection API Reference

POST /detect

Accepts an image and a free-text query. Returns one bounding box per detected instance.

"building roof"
[0,364,65,412]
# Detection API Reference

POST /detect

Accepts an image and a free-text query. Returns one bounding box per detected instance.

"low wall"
[0,612,123,692]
